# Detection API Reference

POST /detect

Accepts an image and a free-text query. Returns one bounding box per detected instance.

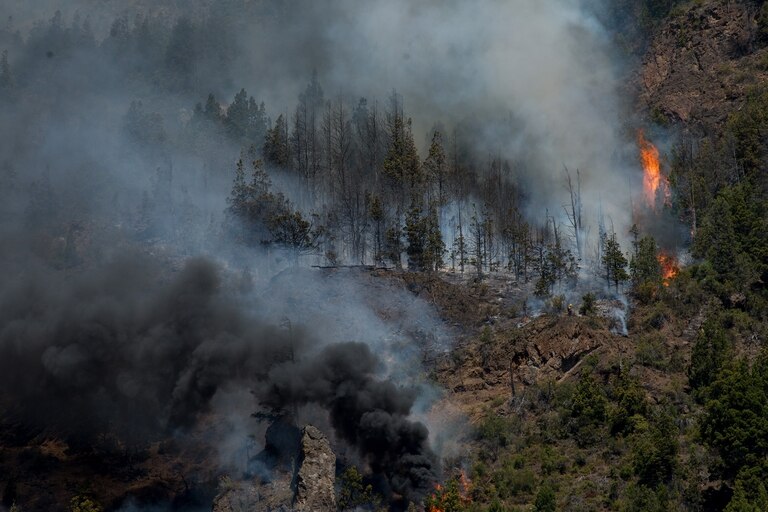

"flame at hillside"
[658,252,679,286]
[638,130,669,209]
[427,470,472,512]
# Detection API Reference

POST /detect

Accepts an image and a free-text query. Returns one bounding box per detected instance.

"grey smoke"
[0,0,655,507]
[2,0,640,245]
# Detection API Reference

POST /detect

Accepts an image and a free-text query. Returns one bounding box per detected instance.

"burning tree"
[638,130,670,210]
[425,473,471,512]
[601,231,629,292]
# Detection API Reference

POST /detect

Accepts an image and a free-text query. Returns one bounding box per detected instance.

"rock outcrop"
[637,0,767,131]
[212,481,261,512]
[212,424,336,512]
[294,425,336,512]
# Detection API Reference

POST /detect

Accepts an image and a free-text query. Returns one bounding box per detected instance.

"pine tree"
[263,114,291,169]
[630,235,662,287]
[225,88,250,142]
[384,223,403,269]
[247,98,268,147]
[602,231,629,292]
[425,203,445,271]
[337,466,379,511]
[696,195,737,277]
[268,209,322,265]
[227,158,249,217]
[404,201,426,270]
[383,101,421,196]
[203,93,221,123]
[453,224,467,274]
[423,131,447,206]
[165,17,198,91]
[292,71,324,192]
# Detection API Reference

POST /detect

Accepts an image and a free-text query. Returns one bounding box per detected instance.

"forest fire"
[658,252,679,286]
[638,130,669,209]
[427,471,472,512]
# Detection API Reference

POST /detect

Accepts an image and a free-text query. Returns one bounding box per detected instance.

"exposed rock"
[211,422,336,512]
[637,0,767,131]
[211,473,296,512]
[212,481,261,512]
[294,425,336,512]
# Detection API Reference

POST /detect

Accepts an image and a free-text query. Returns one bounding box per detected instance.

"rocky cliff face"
[211,424,336,512]
[294,425,336,512]
[638,0,768,131]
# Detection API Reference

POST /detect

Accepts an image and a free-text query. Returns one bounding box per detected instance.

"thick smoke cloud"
[259,341,435,497]
[0,254,436,498]
[0,0,647,506]
[0,256,286,443]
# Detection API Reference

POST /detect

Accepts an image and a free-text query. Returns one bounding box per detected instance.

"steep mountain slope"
[638,0,768,131]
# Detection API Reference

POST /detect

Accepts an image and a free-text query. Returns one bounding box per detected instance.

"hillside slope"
[638,0,768,131]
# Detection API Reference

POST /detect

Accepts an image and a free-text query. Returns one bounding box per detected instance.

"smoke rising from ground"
[0,0,658,508]
[246,0,635,238]
[2,0,637,238]
[0,254,437,499]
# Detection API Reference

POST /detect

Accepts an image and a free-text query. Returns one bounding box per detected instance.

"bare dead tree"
[563,165,583,260]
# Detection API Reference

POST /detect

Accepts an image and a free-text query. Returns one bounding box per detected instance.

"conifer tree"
[404,201,426,270]
[630,235,662,287]
[425,203,445,271]
[263,114,291,169]
[453,223,467,274]
[423,131,447,206]
[225,88,250,142]
[602,231,629,292]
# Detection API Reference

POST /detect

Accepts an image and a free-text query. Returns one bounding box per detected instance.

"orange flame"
[427,472,472,512]
[459,469,472,495]
[638,131,669,209]
[658,252,679,286]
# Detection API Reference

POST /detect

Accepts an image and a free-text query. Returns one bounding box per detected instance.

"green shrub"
[550,294,565,313]
[635,335,668,370]
[533,483,557,512]
[579,293,596,316]
[69,496,102,512]
[631,406,678,485]
[498,468,535,497]
[643,305,667,330]
[338,466,380,511]
[477,414,512,458]
[620,483,669,512]
[688,314,732,397]
[609,372,649,435]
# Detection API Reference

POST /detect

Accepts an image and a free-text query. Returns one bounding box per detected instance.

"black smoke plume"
[0,254,436,499]
[259,341,437,499]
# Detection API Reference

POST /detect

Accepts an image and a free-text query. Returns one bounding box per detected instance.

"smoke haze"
[0,0,657,509]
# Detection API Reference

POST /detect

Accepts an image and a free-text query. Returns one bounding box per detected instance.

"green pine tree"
[602,231,629,292]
